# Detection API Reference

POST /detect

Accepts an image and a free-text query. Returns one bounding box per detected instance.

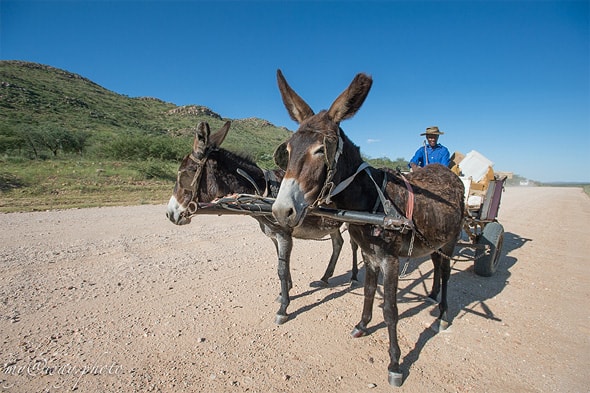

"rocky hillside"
[0,60,291,154]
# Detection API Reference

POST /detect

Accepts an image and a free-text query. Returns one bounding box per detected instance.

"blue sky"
[1,1,588,182]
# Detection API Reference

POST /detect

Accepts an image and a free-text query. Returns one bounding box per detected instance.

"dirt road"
[1,187,588,392]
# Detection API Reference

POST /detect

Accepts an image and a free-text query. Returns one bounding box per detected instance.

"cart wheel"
[474,222,504,277]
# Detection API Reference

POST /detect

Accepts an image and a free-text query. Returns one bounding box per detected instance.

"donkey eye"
[313,146,325,156]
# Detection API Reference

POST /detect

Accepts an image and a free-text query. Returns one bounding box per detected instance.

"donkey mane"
[202,148,266,198]
[218,148,258,169]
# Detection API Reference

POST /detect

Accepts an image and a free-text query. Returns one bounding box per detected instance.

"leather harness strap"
[400,174,414,222]
[326,161,415,227]
[236,168,282,199]
[263,170,282,198]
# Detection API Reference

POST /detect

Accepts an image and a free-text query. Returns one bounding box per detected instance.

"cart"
[450,149,507,276]
[459,174,507,276]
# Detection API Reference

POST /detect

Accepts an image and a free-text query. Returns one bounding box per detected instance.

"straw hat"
[420,126,444,136]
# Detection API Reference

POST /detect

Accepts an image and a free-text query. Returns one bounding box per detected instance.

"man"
[409,126,450,170]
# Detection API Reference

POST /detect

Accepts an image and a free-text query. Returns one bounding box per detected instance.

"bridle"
[177,147,216,217]
[313,132,344,207]
[273,129,344,207]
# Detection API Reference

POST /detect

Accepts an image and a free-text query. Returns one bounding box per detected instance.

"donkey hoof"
[388,371,403,387]
[349,279,361,288]
[350,326,367,338]
[438,319,450,331]
[275,314,289,325]
[310,280,328,288]
[426,295,438,304]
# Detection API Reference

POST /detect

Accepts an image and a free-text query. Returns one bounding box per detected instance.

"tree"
[364,156,409,171]
[19,127,89,158]
[0,127,27,154]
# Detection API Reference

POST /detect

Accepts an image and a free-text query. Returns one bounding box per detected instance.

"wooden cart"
[459,174,507,276]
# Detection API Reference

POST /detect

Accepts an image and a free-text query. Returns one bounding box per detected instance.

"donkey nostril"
[287,208,295,218]
[166,211,175,223]
[271,204,297,227]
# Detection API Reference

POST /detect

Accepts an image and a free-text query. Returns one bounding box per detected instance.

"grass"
[2,158,588,213]
[0,158,177,212]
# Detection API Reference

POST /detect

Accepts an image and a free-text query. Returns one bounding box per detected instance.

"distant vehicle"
[520,179,530,186]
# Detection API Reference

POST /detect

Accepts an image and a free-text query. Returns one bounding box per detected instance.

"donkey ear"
[209,121,231,149]
[327,73,373,123]
[277,69,315,124]
[194,121,211,152]
[273,141,289,170]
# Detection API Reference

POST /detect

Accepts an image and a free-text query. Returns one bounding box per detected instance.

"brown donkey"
[271,70,464,387]
[166,121,359,324]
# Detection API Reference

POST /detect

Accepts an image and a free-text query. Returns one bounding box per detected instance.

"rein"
[305,129,471,265]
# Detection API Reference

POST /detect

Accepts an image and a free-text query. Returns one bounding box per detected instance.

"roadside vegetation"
[0,137,408,213]
[0,157,177,212]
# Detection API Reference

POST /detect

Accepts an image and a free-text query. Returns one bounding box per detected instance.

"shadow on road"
[395,231,531,378]
[292,230,533,380]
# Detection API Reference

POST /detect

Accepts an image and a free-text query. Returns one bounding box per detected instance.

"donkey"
[271,70,465,387]
[166,121,359,324]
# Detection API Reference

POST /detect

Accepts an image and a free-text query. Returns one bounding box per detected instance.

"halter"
[177,147,216,216]
[312,132,344,207]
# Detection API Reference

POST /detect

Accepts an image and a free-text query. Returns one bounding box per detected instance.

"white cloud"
[366,138,380,144]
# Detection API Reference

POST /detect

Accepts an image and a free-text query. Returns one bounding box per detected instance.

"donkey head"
[272,70,372,228]
[166,121,231,225]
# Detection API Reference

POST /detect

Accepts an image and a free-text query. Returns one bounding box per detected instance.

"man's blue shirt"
[409,143,450,168]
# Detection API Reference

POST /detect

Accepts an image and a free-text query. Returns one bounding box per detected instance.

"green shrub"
[102,133,190,161]
[132,159,176,181]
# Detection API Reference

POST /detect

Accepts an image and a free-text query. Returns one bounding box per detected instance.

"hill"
[0,60,291,164]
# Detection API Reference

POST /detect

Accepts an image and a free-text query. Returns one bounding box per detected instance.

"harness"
[315,132,415,235]
[178,149,214,216]
[237,168,282,198]
[310,130,467,272]
[313,134,344,207]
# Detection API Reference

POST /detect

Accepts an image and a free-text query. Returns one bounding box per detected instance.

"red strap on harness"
[401,174,414,221]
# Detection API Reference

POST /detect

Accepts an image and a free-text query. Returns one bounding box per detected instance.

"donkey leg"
[274,232,293,325]
[318,230,344,285]
[437,245,454,331]
[382,256,403,387]
[351,255,378,338]
[381,256,403,386]
[350,239,359,284]
[427,252,442,302]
